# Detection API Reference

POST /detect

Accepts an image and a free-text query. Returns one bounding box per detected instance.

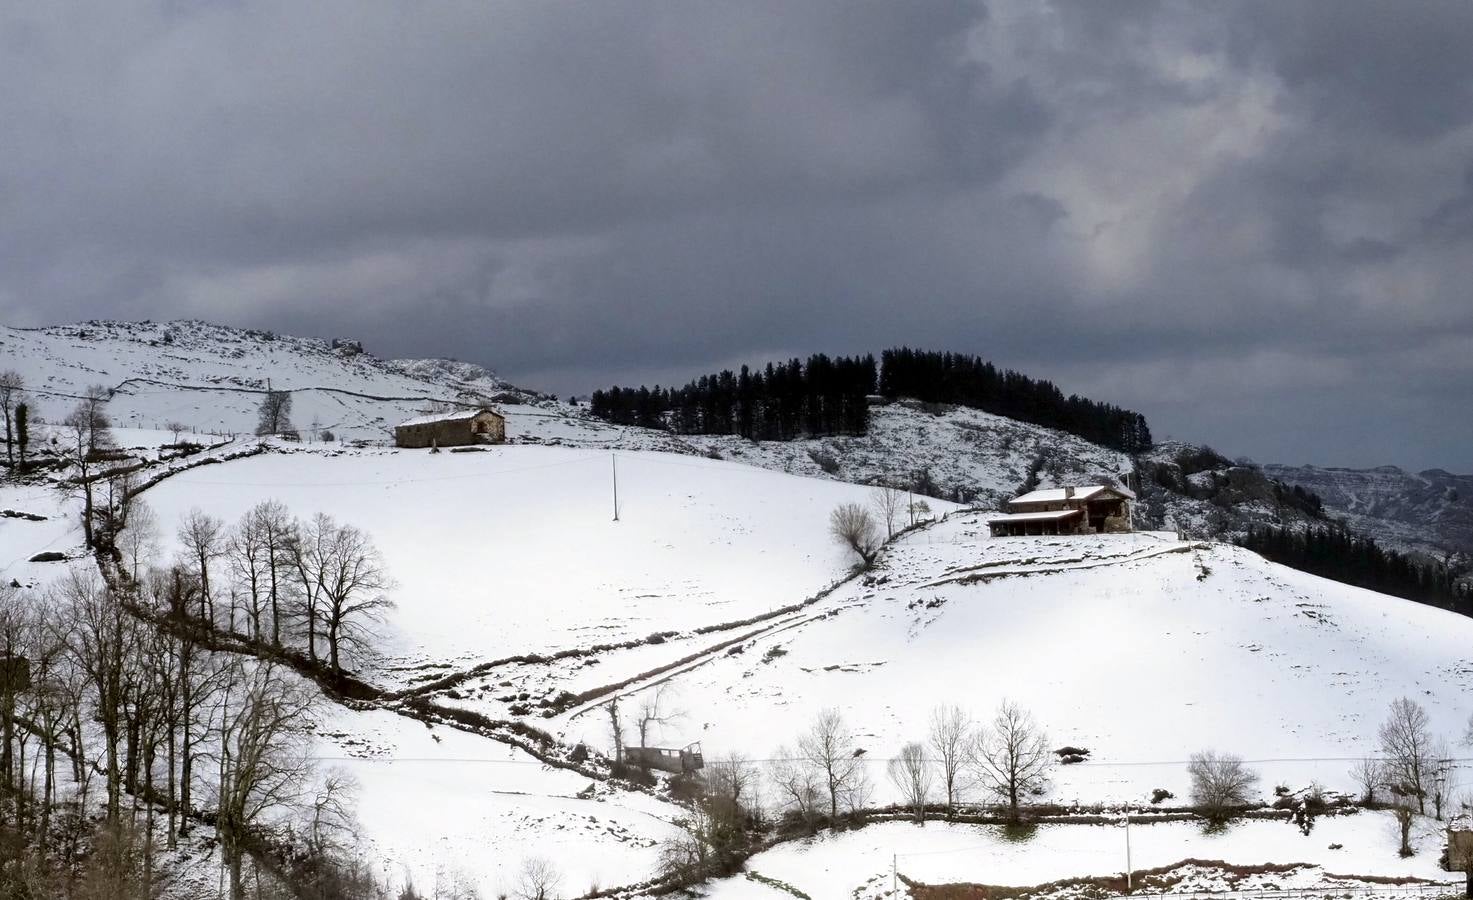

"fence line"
[1155,882,1462,900]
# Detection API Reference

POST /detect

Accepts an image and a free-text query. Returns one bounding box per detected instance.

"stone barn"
[988,484,1135,537]
[1448,815,1473,885]
[394,408,506,449]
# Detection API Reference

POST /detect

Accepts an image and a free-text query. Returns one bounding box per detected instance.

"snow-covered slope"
[1,319,558,442]
[124,443,1473,891]
[543,512,1473,805]
[7,319,1470,894]
[141,445,943,672]
[2,320,1132,503]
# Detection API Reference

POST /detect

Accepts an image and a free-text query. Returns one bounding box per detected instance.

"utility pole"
[1124,813,1133,892]
[611,453,620,522]
[892,854,898,898]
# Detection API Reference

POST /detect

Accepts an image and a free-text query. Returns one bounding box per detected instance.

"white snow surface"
[703,816,1453,900]
[142,444,925,670]
[562,512,1473,807]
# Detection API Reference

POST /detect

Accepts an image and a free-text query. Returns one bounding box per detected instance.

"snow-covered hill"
[0,319,559,442]
[5,319,1470,896]
[2,319,1134,505]
[123,443,1473,894]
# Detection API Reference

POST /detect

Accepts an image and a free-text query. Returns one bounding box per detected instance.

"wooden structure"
[393,408,505,449]
[621,742,705,774]
[988,484,1135,537]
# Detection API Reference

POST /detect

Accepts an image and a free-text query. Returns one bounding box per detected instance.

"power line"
[300,753,1473,767]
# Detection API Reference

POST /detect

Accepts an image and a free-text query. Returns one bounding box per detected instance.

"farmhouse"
[393,408,506,449]
[988,484,1135,537]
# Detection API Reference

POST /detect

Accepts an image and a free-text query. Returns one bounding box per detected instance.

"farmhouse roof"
[1009,484,1136,504]
[986,509,1084,524]
[395,408,499,429]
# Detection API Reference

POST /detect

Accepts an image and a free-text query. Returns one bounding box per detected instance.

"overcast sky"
[4,2,1472,471]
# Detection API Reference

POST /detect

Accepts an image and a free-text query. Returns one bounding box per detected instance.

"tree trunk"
[179,723,193,836]
[41,740,54,844]
[269,565,281,646]
[104,719,121,823]
[82,479,95,548]
[166,725,177,848]
[228,842,244,900]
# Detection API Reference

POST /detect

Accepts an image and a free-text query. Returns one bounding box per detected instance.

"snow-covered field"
[141,444,915,670]
[314,707,683,895]
[702,815,1454,900]
[566,512,1473,805]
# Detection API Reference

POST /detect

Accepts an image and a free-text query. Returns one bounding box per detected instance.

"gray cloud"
[3,0,1472,471]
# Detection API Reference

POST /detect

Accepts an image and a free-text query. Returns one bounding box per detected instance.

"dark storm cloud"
[3,1,1472,470]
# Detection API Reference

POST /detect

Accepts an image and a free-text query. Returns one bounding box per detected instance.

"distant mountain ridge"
[1263,462,1473,559]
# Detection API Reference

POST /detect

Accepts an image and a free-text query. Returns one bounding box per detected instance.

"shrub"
[1188,751,1260,823]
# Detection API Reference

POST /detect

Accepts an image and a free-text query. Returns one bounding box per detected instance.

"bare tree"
[289,514,394,674]
[0,369,21,468]
[704,754,760,830]
[870,485,905,540]
[661,756,760,884]
[829,503,881,569]
[118,500,162,580]
[166,421,188,445]
[928,705,971,815]
[228,512,270,640]
[63,398,110,548]
[241,500,295,647]
[606,696,624,764]
[256,389,294,437]
[215,660,316,900]
[797,708,864,823]
[888,742,932,824]
[635,684,681,751]
[515,856,562,900]
[1391,802,1416,857]
[1186,751,1260,823]
[968,700,1052,823]
[1380,696,1435,815]
[1349,757,1386,806]
[78,384,114,454]
[178,508,227,624]
[768,744,823,834]
[55,569,132,823]
[304,771,359,861]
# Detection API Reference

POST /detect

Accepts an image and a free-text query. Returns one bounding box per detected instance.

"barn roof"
[1009,484,1135,505]
[395,408,500,428]
[987,509,1083,523]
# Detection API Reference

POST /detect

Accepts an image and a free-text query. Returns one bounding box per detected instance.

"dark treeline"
[588,348,1153,451]
[1237,525,1473,615]
[590,354,877,440]
[878,348,1153,452]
